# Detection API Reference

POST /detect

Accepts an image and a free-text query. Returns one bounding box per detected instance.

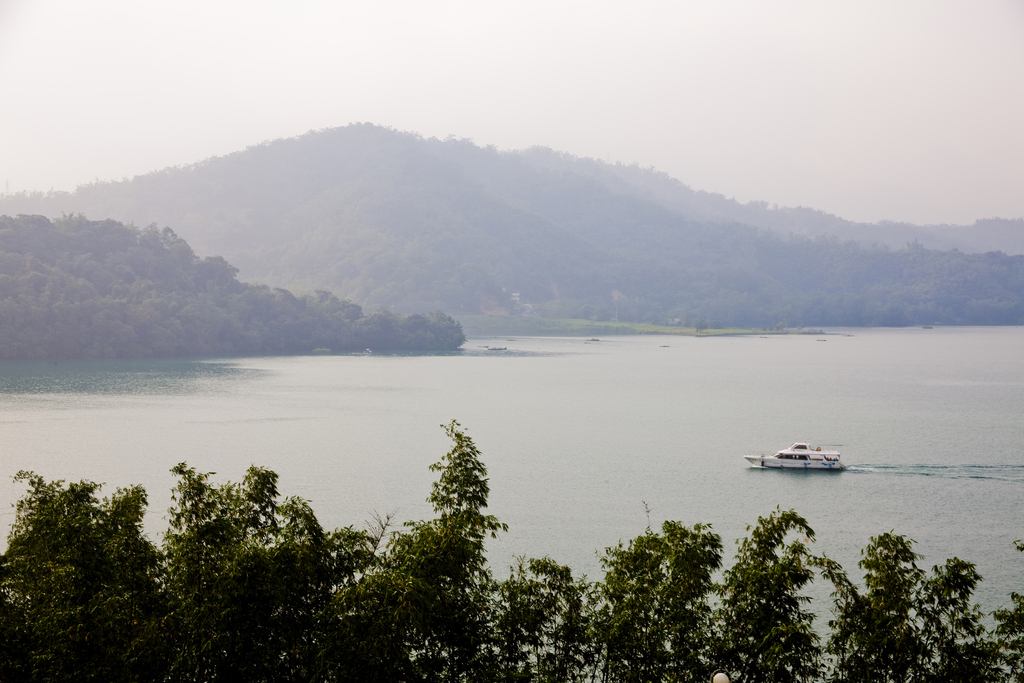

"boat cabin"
[775,451,811,460]
[774,443,825,461]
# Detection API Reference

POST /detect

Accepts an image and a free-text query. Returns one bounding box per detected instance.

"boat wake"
[845,463,1024,483]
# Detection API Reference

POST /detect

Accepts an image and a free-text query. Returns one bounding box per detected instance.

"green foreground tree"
[495,556,597,683]
[598,521,722,683]
[995,541,1024,682]
[715,509,822,683]
[162,464,369,682]
[821,531,1002,683]
[0,473,165,682]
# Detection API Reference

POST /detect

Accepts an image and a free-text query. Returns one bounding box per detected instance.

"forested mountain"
[0,214,464,359]
[474,145,1024,255]
[2,124,1021,326]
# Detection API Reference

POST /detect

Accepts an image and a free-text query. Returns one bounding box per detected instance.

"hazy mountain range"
[2,124,1021,326]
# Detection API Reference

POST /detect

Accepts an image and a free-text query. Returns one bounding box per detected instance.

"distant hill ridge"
[4,124,1020,256]
[502,147,1024,255]
[1,124,1021,326]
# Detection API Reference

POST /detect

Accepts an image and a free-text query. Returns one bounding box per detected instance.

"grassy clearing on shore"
[455,316,773,337]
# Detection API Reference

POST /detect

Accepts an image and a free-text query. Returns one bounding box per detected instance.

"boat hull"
[744,455,843,470]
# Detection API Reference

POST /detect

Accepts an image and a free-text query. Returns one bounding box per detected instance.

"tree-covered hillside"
[0,214,464,359]
[1,125,1021,326]
[489,145,1024,255]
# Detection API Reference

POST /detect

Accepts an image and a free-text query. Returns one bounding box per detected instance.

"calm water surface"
[1,327,1021,616]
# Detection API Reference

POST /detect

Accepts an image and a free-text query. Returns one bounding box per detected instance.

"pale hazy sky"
[1,0,1022,225]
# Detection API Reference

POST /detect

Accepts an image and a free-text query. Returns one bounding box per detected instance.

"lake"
[1,326,1021,618]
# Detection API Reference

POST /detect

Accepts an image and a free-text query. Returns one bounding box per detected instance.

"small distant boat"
[744,442,843,470]
[486,346,507,351]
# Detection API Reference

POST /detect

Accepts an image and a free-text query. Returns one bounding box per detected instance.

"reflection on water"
[0,359,264,396]
[460,348,560,358]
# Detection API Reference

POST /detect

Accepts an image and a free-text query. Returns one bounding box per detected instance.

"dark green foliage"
[821,532,924,682]
[715,509,822,683]
[821,532,1001,683]
[917,557,1003,682]
[597,521,722,683]
[0,473,166,682]
[495,557,598,683]
[327,556,422,682]
[162,464,370,682]
[1,428,1021,682]
[995,542,1024,682]
[424,420,505,677]
[0,213,465,359]
[319,421,510,683]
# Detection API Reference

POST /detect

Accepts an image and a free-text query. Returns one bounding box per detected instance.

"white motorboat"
[744,442,843,470]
